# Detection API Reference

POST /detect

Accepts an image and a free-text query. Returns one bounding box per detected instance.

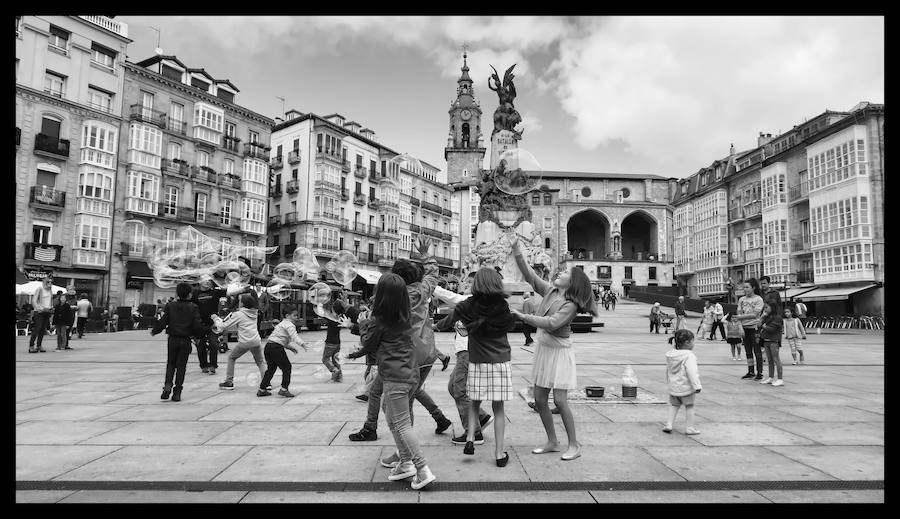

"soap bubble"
[212,260,251,289]
[266,279,292,301]
[308,282,332,306]
[272,262,299,285]
[314,304,342,322]
[292,246,319,280]
[494,148,542,195]
[327,250,359,285]
[312,365,331,380]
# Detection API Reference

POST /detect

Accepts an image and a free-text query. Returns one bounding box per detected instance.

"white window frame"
[73,214,110,252]
[223,159,234,175]
[44,70,65,97]
[88,86,113,113]
[164,185,178,216]
[220,198,233,225]
[90,43,116,70]
[168,142,181,160]
[195,192,208,220]
[198,150,210,168]
[48,25,69,53]
[170,102,184,125]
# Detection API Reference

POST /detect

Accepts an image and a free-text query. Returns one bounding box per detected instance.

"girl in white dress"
[510,240,596,461]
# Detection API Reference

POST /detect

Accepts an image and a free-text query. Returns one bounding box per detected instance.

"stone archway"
[566,209,610,260]
[621,210,658,260]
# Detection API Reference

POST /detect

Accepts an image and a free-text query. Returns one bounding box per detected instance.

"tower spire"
[458,43,471,82]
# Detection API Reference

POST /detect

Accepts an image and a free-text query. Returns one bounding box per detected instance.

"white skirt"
[531,336,577,390]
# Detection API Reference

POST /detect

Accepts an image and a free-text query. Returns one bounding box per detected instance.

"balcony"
[271,155,283,170]
[219,175,242,190]
[441,207,453,217]
[409,196,420,207]
[268,215,282,229]
[34,133,70,158]
[24,242,63,263]
[368,197,380,209]
[353,193,366,206]
[313,211,338,223]
[421,201,442,214]
[313,179,340,192]
[243,142,270,161]
[354,165,367,179]
[788,183,809,203]
[790,238,811,253]
[341,159,351,173]
[283,243,297,258]
[177,207,213,225]
[561,251,669,263]
[191,166,217,184]
[423,228,443,239]
[353,222,367,234]
[743,201,762,219]
[796,269,814,284]
[222,135,241,153]
[78,16,128,38]
[409,223,421,233]
[161,158,190,177]
[284,212,298,225]
[368,225,381,238]
[743,247,763,262]
[378,255,395,267]
[288,150,301,164]
[29,186,66,210]
[166,118,186,135]
[129,104,167,128]
[369,172,381,184]
[315,150,343,166]
[442,232,454,242]
[340,188,349,201]
[340,219,349,231]
[286,179,299,194]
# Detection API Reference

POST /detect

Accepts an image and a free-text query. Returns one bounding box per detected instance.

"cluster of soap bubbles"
[495,148,542,195]
[263,248,360,303]
[138,223,277,290]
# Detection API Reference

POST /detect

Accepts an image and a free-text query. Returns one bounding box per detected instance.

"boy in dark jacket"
[152,282,203,402]
[51,292,75,351]
[758,301,784,387]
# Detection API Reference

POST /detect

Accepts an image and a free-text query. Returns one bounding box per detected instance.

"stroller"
[659,312,675,334]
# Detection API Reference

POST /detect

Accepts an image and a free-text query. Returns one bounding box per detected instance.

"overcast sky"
[118,16,884,178]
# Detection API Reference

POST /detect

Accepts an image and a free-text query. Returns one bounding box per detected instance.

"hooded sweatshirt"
[216,307,260,344]
[406,262,440,368]
[665,348,702,397]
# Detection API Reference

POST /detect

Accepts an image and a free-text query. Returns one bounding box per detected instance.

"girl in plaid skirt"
[436,267,516,467]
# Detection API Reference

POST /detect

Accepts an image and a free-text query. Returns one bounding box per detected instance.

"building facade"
[110,54,273,307]
[15,15,131,303]
[671,103,884,316]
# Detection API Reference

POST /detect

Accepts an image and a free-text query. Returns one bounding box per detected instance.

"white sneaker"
[380,451,401,468]
[387,461,416,481]
[759,377,772,384]
[772,379,784,387]
[792,360,798,365]
[411,465,436,490]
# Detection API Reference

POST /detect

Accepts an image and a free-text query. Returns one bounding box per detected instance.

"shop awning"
[796,283,877,302]
[15,269,28,284]
[126,261,154,280]
[355,269,382,285]
[783,286,818,300]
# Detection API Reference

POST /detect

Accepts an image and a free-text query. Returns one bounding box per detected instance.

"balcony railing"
[409,196,420,207]
[790,238,811,253]
[340,188,349,201]
[353,222,367,234]
[341,159,351,172]
[423,228,443,238]
[368,225,381,237]
[421,201,442,214]
[34,133,70,157]
[788,183,809,202]
[243,142,270,161]
[269,185,282,197]
[368,198,380,209]
[129,104,167,128]
[284,212,298,224]
[312,243,339,252]
[29,186,66,209]
[409,223,421,233]
[436,256,453,267]
[796,269,814,284]
[166,118,186,135]
[353,193,366,206]
[219,174,242,190]
[178,207,212,225]
[354,165,367,179]
[268,215,282,228]
[222,135,241,153]
[270,155,284,170]
[561,251,669,262]
[340,219,349,231]
[78,16,128,38]
[160,158,189,177]
[314,180,340,191]
[315,150,343,165]
[743,201,762,218]
[743,247,763,262]
[369,172,381,184]
[441,232,454,242]
[191,166,217,184]
[286,179,299,194]
[288,150,301,164]
[24,242,63,262]
[441,207,453,217]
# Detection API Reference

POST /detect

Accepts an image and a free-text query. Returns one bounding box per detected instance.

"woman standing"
[509,240,596,461]
[733,279,765,380]
[697,300,714,340]
[435,267,515,466]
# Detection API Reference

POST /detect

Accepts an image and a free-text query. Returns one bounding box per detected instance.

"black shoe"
[754,374,763,380]
[171,389,182,402]
[160,386,171,400]
[257,389,272,397]
[463,441,475,455]
[441,355,450,372]
[435,416,452,434]
[28,347,37,353]
[741,372,755,379]
[496,452,509,467]
[551,407,561,414]
[218,381,234,390]
[355,394,369,402]
[64,346,72,350]
[479,414,494,429]
[348,427,377,441]
[453,432,484,445]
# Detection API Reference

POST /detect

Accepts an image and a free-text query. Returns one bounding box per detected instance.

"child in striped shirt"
[783,307,807,365]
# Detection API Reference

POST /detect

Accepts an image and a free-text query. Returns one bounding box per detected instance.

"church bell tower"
[445,48,486,186]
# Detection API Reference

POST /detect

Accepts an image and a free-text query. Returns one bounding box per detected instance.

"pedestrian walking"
[435,268,515,466]
[74,293,92,339]
[28,277,54,353]
[733,279,765,380]
[709,300,726,340]
[783,307,807,365]
[649,302,662,334]
[215,294,266,390]
[510,239,595,461]
[258,305,308,398]
[794,298,808,327]
[759,301,785,386]
[609,291,617,311]
[674,296,687,331]
[663,329,702,435]
[697,300,714,339]
[354,273,437,490]
[151,283,203,402]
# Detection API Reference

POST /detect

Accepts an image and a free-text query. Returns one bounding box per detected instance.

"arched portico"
[566,209,611,260]
[621,210,658,260]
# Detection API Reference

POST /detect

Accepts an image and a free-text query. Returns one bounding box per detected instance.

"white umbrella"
[16,281,67,296]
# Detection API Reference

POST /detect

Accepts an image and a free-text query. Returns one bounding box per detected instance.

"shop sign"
[24,268,52,281]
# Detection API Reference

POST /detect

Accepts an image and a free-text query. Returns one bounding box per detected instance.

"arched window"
[461,123,470,148]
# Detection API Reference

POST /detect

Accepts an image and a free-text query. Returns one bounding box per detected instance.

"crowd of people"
[20,276,94,353]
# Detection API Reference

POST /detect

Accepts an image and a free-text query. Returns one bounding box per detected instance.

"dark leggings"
[260,343,292,389]
[743,327,763,375]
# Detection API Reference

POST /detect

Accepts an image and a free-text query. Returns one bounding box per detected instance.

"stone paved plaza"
[15,299,884,503]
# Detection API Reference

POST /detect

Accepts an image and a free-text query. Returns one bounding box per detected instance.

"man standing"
[75,293,93,339]
[521,292,540,346]
[674,296,687,331]
[759,276,783,316]
[28,276,55,353]
[609,291,617,311]
[709,299,726,340]
[191,278,251,375]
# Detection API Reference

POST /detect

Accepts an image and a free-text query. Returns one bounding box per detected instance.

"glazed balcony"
[129,104,167,128]
[24,242,63,263]
[286,179,299,194]
[288,150,301,164]
[744,247,763,262]
[34,134,70,158]
[29,186,66,210]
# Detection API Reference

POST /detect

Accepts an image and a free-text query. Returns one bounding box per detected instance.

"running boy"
[258,304,308,398]
[783,307,807,365]
[151,282,203,402]
[663,329,702,435]
[215,293,267,390]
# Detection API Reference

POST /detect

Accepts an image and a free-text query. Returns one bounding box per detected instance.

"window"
[191,76,210,91]
[125,171,160,215]
[581,187,591,198]
[197,150,210,168]
[48,25,69,52]
[648,266,657,280]
[544,237,551,248]
[74,215,110,252]
[221,199,233,225]
[44,70,65,97]
[76,168,113,215]
[543,193,552,205]
[160,64,182,81]
[124,221,145,254]
[195,193,207,220]
[90,42,116,69]
[193,103,224,143]
[543,217,553,230]
[625,266,633,279]
[241,198,266,234]
[223,159,234,175]
[170,102,184,124]
[532,194,540,205]
[225,122,236,138]
[164,186,178,215]
[292,168,298,180]
[87,86,112,112]
[168,142,181,160]
[80,121,117,168]
[248,130,259,144]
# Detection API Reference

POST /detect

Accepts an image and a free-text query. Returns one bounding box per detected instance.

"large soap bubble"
[494,148,542,195]
[212,260,251,289]
[327,250,359,285]
[292,246,319,281]
[308,282,332,306]
[266,278,292,301]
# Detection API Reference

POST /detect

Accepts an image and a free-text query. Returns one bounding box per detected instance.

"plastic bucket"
[621,385,637,398]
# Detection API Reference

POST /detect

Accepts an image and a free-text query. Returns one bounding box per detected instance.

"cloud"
[543,16,885,169]
[520,111,543,134]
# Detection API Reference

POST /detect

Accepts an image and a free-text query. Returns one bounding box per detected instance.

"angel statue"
[488,64,523,136]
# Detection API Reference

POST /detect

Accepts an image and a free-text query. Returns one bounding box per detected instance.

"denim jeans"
[164,336,192,391]
[362,365,378,394]
[364,372,384,429]
[763,340,783,379]
[224,339,266,384]
[382,380,426,470]
[448,351,487,433]
[55,325,69,349]
[196,325,219,369]
[76,316,88,338]
[29,312,50,349]
[365,368,440,430]
[322,343,341,374]
[411,364,445,427]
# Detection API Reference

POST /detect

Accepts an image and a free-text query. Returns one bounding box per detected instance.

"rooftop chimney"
[758,132,774,147]
[274,117,284,125]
